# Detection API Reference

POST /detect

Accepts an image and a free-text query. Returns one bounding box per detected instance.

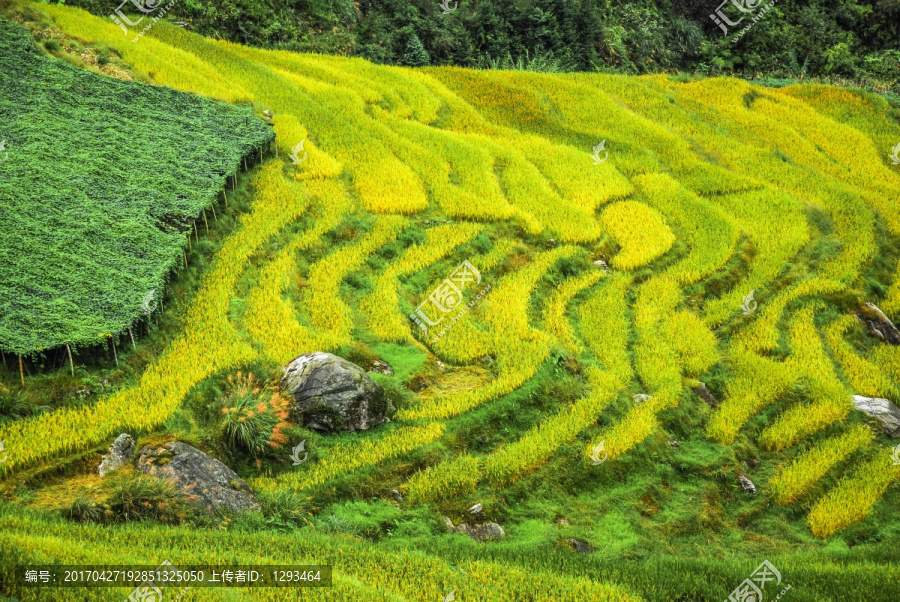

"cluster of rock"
[98,435,260,514]
[95,352,397,514]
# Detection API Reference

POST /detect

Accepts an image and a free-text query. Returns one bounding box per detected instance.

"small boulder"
[739,474,757,494]
[443,516,505,542]
[390,489,404,503]
[282,352,394,432]
[566,538,593,554]
[136,442,260,514]
[98,433,135,477]
[668,439,680,448]
[468,503,483,515]
[852,395,900,437]
[370,360,394,376]
[856,303,900,346]
[692,382,719,408]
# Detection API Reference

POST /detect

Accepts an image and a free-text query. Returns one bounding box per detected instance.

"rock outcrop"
[443,516,505,542]
[856,303,900,346]
[566,538,593,554]
[282,352,393,432]
[98,433,135,477]
[852,395,900,437]
[136,442,260,513]
[692,382,719,408]
[739,475,757,494]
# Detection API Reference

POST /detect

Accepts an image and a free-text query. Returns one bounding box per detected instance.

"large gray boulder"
[852,396,900,437]
[98,433,135,477]
[281,352,393,432]
[136,442,260,513]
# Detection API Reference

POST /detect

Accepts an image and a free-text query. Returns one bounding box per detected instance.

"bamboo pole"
[223,189,228,207]
[187,231,192,251]
[210,203,217,221]
[19,356,24,386]
[232,175,235,191]
[129,328,136,350]
[66,344,74,377]
[111,337,119,369]
[243,156,247,171]
[193,220,199,243]
[202,209,209,234]
[183,249,188,269]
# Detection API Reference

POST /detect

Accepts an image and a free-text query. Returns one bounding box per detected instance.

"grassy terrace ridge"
[0,16,274,356]
[0,1,899,601]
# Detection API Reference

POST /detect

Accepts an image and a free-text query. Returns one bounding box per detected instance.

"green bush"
[219,372,291,459]
[107,475,190,524]
[63,496,105,523]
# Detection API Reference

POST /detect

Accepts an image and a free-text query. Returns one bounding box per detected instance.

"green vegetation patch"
[0,16,274,355]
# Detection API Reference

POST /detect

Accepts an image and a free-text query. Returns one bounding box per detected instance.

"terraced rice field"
[2,3,900,599]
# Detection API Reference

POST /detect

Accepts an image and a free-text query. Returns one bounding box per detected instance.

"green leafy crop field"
[0,16,273,356]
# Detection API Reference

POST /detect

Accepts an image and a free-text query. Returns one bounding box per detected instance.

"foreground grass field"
[1,2,900,600]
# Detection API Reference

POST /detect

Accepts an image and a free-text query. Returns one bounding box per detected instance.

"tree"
[400,33,431,66]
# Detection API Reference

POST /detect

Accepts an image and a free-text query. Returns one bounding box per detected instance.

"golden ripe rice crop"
[598,201,675,270]
[5,4,900,548]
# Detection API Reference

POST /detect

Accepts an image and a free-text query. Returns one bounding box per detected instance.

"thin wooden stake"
[232,175,235,191]
[211,203,217,221]
[19,356,24,386]
[183,249,188,269]
[187,232,192,251]
[129,328,136,350]
[66,344,74,377]
[202,209,209,234]
[193,220,199,243]
[111,337,119,369]
[223,189,228,207]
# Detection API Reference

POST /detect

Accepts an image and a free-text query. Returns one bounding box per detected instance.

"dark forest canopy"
[63,0,900,85]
